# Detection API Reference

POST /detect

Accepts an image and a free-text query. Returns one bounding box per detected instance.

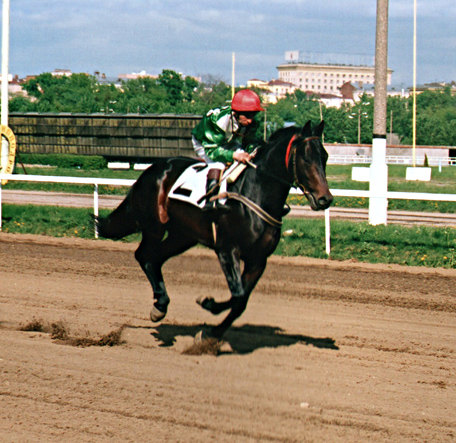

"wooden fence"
[8,113,202,161]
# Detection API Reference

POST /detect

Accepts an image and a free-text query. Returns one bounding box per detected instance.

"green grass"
[277,218,456,268]
[2,161,455,269]
[1,205,102,238]
[2,204,455,269]
[5,163,456,212]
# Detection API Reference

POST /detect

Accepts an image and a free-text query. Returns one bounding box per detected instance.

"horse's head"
[286,121,333,211]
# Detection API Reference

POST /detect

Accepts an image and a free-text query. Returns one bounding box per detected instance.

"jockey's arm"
[233,151,252,163]
[204,143,252,164]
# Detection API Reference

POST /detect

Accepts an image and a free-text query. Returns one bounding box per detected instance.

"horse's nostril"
[318,195,333,208]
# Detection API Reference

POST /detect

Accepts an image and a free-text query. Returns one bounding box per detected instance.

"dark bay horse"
[96,120,333,341]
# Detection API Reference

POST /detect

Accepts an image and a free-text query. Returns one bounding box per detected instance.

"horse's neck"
[235,147,291,216]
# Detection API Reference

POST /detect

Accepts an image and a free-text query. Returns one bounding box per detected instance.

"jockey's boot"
[202,168,229,215]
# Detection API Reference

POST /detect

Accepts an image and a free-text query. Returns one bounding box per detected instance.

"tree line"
[8,69,456,146]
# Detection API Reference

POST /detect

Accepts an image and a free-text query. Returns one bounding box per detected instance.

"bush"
[17,154,107,170]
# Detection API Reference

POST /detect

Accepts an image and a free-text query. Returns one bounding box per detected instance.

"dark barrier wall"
[9,113,202,161]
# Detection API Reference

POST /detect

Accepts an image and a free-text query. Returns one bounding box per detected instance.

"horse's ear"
[314,120,325,137]
[301,120,312,137]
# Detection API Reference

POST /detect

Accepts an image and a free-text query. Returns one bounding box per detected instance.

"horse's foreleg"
[197,256,266,316]
[196,296,232,315]
[197,247,243,318]
[204,251,266,340]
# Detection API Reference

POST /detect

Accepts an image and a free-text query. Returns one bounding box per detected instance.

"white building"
[51,68,73,77]
[247,78,297,103]
[277,62,392,95]
[118,70,157,81]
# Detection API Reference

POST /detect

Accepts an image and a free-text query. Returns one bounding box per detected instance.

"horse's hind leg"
[135,235,169,322]
[135,229,196,322]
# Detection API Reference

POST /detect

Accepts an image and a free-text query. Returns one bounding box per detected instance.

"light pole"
[389,109,393,140]
[1,0,10,173]
[349,107,368,144]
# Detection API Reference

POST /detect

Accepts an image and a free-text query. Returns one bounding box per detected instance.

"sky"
[5,0,456,88]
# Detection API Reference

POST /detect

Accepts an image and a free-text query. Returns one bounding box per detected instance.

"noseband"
[285,134,320,195]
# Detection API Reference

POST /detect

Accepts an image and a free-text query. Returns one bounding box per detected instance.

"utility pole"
[231,52,235,99]
[369,0,389,225]
[357,108,361,145]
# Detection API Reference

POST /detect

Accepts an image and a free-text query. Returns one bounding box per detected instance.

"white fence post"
[325,207,331,255]
[93,183,99,239]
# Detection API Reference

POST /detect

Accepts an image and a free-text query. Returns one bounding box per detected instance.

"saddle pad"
[169,161,236,208]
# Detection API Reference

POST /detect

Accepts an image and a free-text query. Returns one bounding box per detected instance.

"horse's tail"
[96,192,138,240]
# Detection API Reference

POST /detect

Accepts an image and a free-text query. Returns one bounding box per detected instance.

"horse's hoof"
[194,330,204,344]
[150,306,166,322]
[194,329,213,344]
[196,296,210,306]
[196,296,214,311]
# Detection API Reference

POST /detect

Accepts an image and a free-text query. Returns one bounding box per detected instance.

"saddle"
[157,161,246,223]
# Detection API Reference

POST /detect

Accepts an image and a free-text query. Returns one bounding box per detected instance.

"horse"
[96,120,333,342]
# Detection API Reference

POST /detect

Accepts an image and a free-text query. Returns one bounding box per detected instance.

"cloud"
[6,0,456,85]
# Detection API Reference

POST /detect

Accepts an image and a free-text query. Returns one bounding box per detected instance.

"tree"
[191,80,231,114]
[9,95,36,112]
[10,71,456,147]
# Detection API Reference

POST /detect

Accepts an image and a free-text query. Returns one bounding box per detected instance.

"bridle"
[285,134,320,196]
[214,133,321,229]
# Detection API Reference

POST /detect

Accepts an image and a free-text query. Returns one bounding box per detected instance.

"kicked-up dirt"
[0,233,455,442]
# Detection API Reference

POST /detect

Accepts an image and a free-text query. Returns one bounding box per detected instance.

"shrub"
[18,153,107,170]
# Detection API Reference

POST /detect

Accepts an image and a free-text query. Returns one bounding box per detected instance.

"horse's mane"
[268,125,299,143]
[253,126,298,162]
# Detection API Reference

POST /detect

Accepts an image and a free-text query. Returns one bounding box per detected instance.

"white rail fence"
[1,174,455,253]
[328,155,456,166]
[0,174,135,239]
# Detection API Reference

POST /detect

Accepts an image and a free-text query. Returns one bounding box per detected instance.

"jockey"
[192,89,264,213]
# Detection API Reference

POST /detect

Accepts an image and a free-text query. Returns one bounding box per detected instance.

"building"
[266,79,297,99]
[277,61,393,95]
[118,70,157,81]
[51,68,73,77]
[246,78,297,104]
[247,78,268,89]
[413,81,456,94]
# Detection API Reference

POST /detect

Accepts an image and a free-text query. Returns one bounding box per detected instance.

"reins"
[212,133,321,228]
[213,192,283,228]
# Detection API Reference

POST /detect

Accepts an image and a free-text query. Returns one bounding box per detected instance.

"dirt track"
[1,233,455,442]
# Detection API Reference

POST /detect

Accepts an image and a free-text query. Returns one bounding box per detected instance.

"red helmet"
[231,89,265,112]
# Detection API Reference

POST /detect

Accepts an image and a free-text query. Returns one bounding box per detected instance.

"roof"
[267,79,296,87]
